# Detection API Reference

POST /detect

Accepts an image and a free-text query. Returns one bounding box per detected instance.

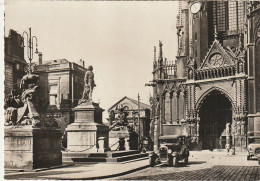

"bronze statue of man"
[82,65,96,101]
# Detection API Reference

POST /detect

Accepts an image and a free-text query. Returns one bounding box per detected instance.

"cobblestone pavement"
[110,151,260,180]
[4,151,260,180]
[112,165,260,180]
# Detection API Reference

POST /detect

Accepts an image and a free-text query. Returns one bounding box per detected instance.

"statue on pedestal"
[79,65,96,105]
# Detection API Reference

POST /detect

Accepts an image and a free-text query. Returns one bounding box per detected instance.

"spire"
[214,25,218,40]
[153,46,157,70]
[154,46,156,62]
[159,40,163,59]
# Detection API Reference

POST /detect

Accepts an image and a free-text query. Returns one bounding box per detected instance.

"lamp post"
[138,93,141,150]
[21,27,39,74]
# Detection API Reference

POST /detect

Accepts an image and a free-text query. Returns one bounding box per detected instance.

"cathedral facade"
[149,1,260,151]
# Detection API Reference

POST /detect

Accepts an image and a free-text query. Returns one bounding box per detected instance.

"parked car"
[247,136,260,163]
[149,135,189,167]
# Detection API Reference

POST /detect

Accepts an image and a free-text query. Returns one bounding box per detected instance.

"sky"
[3,0,179,120]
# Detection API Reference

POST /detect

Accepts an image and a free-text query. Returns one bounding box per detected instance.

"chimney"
[80,59,85,68]
[38,52,42,65]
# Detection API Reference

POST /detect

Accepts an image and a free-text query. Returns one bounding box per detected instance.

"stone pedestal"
[4,126,62,170]
[109,129,130,150]
[66,101,109,152]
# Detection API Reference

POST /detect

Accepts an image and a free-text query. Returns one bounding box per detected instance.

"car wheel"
[247,155,250,160]
[149,156,155,167]
[184,157,188,165]
[172,157,179,167]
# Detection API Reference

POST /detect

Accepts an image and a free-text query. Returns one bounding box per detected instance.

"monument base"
[4,126,62,170]
[66,122,109,152]
[109,129,129,150]
[66,101,109,153]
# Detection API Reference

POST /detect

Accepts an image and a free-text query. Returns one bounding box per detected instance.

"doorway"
[199,90,233,150]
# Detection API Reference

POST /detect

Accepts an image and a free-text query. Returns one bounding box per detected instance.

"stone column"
[162,94,166,124]
[153,118,159,151]
[169,93,173,124]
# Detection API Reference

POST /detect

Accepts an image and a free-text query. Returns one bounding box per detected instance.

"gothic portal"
[148,1,260,151]
[198,90,233,150]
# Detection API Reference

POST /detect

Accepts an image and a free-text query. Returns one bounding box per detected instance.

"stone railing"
[195,65,236,80]
[163,60,177,79]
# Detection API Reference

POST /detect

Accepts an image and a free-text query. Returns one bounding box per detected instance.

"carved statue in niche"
[241,121,245,135]
[154,95,160,124]
[79,65,96,105]
[236,121,241,135]
[4,73,57,127]
[226,122,231,136]
[149,96,155,142]
[189,69,193,79]
[191,121,197,137]
[238,62,243,73]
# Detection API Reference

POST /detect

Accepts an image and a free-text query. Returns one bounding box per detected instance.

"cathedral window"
[212,1,244,32]
[213,1,227,32]
[228,1,244,31]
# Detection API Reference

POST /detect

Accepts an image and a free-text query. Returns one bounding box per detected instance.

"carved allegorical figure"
[79,65,96,104]
[4,73,57,127]
[109,106,129,131]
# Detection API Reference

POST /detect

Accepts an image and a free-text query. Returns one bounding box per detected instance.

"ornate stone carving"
[109,105,130,131]
[4,73,57,127]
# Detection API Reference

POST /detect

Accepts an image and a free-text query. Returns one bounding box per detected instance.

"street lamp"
[21,27,39,74]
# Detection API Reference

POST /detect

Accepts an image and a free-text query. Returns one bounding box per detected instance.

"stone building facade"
[33,59,86,133]
[149,1,260,151]
[4,29,27,97]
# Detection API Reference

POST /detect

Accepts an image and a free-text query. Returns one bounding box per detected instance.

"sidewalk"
[4,158,149,180]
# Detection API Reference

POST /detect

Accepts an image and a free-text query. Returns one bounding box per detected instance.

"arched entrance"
[198,90,233,150]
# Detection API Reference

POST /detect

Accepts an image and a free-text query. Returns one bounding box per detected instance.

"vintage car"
[247,136,260,163]
[149,135,189,167]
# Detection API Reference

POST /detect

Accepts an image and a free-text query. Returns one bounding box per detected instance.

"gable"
[199,40,235,70]
[108,96,150,111]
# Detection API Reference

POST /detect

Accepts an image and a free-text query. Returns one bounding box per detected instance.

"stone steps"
[62,150,148,164]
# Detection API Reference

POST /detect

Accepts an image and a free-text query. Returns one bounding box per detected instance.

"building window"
[50,95,57,105]
[195,33,197,41]
[49,84,58,105]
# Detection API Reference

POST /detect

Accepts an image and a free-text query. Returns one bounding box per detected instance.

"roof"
[108,96,150,111]
[43,59,69,65]
[159,135,186,139]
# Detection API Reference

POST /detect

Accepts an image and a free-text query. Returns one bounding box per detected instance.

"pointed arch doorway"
[198,90,233,150]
